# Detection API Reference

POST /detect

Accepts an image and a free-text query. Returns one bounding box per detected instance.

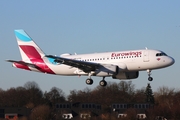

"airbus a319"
[6,30,175,86]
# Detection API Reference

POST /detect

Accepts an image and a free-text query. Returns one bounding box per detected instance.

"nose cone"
[168,56,175,66]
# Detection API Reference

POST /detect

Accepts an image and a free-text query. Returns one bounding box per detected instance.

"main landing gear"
[86,73,94,85]
[147,69,153,81]
[99,77,107,87]
[86,76,107,87]
[86,78,93,85]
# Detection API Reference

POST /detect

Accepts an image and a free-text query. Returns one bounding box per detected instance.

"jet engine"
[112,71,139,79]
[95,64,118,77]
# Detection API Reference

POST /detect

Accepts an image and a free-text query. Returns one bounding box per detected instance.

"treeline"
[0,81,180,119]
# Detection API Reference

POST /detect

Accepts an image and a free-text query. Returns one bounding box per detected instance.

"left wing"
[45,55,100,73]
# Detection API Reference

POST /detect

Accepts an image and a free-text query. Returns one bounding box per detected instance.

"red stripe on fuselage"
[19,45,55,74]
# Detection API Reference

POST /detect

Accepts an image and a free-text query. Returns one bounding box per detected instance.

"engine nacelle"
[112,71,139,80]
[95,64,118,77]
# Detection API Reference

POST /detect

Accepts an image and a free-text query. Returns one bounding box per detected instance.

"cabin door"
[143,50,149,62]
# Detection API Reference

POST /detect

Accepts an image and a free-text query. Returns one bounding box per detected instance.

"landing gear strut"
[99,77,107,87]
[147,69,153,81]
[86,73,93,85]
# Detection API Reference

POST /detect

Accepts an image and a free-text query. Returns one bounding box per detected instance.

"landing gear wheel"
[86,79,93,85]
[147,69,153,81]
[148,77,153,81]
[99,80,107,87]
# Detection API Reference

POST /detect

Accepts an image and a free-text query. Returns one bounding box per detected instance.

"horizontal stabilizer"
[6,60,39,69]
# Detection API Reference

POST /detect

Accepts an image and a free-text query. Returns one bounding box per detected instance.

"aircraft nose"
[168,57,175,66]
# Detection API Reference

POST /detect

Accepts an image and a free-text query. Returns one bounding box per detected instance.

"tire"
[99,80,107,86]
[86,79,93,85]
[148,77,153,81]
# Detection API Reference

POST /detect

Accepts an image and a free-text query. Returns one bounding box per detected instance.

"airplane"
[6,29,175,86]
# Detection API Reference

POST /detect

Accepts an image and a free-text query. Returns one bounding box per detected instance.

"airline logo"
[111,51,142,57]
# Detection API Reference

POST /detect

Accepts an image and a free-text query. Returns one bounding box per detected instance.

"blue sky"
[1,1,179,95]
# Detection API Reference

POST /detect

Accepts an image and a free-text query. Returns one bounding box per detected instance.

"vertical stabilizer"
[14,30,45,61]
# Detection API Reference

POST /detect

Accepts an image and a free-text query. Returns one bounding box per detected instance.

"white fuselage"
[44,49,174,76]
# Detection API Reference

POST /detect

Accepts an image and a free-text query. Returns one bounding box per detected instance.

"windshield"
[156,52,167,56]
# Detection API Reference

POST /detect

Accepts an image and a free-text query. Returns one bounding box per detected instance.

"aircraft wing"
[45,55,100,72]
[6,60,39,69]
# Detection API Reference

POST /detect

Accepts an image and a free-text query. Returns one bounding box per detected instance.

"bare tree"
[118,81,135,95]
[0,87,26,107]
[154,86,176,119]
[29,105,50,120]
[44,87,66,107]
[68,87,92,103]
[24,81,39,90]
[125,108,137,120]
[133,88,146,103]
[24,81,43,106]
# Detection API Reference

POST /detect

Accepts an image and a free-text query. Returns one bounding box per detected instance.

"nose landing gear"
[147,69,153,81]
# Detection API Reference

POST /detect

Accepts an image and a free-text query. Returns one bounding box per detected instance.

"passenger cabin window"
[156,52,167,56]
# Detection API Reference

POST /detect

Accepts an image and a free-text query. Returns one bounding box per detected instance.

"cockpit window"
[156,52,167,56]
